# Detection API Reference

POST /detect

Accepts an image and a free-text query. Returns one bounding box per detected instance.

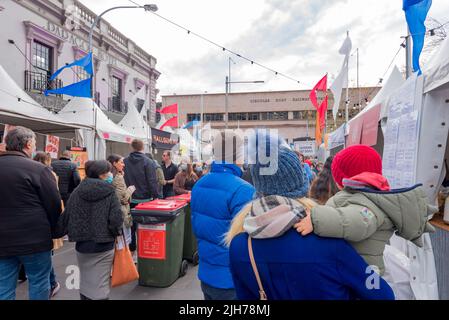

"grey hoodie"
[310,184,436,274]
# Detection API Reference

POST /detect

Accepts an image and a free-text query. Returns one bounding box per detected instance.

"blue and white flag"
[45,52,93,98]
[183,120,201,129]
[403,0,432,74]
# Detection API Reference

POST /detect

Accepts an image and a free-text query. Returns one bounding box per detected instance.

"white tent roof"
[348,66,404,124]
[119,88,150,140]
[0,65,83,132]
[423,35,449,93]
[58,97,134,143]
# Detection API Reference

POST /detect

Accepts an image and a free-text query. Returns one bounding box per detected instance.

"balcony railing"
[24,70,63,95]
[108,97,128,114]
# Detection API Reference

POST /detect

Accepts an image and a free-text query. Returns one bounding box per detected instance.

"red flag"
[315,115,322,147]
[160,116,179,130]
[318,96,328,130]
[309,75,327,109]
[158,103,178,114]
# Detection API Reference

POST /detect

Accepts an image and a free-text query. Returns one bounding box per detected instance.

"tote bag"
[111,235,139,287]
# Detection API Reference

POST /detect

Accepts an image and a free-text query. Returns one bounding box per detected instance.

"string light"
[127,0,306,86]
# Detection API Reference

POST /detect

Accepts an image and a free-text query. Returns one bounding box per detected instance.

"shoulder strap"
[247,236,268,300]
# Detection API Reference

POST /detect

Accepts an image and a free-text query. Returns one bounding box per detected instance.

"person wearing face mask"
[173,159,199,195]
[0,127,62,300]
[108,154,136,248]
[193,163,204,179]
[56,160,123,300]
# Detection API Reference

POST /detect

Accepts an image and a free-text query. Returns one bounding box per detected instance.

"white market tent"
[57,97,135,159]
[328,66,405,150]
[0,64,84,133]
[118,101,150,141]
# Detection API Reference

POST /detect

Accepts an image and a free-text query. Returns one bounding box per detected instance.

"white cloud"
[79,0,449,98]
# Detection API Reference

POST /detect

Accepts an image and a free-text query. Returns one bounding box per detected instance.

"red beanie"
[331,145,382,187]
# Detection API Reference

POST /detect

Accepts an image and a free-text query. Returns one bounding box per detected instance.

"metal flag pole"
[345,31,350,125]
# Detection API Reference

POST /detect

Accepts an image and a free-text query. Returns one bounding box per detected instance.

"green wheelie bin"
[131,199,189,287]
[167,193,199,265]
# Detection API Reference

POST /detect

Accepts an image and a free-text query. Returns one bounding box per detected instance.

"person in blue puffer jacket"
[191,129,255,300]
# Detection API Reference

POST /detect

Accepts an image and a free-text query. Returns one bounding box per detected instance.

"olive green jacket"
[310,185,436,274]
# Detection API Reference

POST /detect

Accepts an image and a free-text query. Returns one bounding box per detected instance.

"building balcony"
[24,70,63,95]
[108,96,128,114]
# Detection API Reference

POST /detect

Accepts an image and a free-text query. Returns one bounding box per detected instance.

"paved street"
[16,242,203,300]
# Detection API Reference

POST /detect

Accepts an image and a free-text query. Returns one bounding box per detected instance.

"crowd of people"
[0,126,436,300]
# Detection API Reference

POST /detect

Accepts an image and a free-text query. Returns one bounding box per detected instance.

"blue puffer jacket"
[191,162,255,289]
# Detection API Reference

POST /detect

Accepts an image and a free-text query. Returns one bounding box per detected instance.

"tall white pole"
[345,32,350,124]
[200,93,204,160]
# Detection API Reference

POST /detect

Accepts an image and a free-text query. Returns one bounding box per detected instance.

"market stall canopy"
[118,103,150,141]
[58,97,134,143]
[328,66,405,148]
[0,65,84,132]
[423,35,449,93]
[351,66,404,123]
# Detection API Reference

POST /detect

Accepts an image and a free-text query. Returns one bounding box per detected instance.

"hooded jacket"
[229,196,395,300]
[310,173,436,274]
[191,162,255,289]
[123,152,158,200]
[56,178,123,243]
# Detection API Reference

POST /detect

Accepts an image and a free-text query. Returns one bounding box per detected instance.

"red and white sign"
[45,135,60,159]
[138,224,166,260]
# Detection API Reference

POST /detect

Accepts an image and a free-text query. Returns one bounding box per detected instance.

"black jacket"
[123,152,158,200]
[56,178,123,243]
[51,157,81,198]
[0,151,62,257]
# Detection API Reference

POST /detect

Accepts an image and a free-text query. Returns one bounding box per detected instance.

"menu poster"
[68,147,89,180]
[382,74,420,189]
[45,135,60,159]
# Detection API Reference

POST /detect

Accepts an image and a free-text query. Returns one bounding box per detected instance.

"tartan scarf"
[243,195,306,239]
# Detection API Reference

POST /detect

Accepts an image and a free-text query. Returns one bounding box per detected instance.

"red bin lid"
[166,193,191,202]
[135,199,187,211]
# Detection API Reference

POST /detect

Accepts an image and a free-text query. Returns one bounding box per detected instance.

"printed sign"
[293,140,316,156]
[138,224,166,260]
[45,135,60,159]
[68,147,88,169]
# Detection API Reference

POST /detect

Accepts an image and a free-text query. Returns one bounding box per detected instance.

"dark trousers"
[129,202,138,252]
[201,282,236,300]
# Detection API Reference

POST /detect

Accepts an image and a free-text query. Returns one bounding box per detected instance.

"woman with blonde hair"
[226,131,394,300]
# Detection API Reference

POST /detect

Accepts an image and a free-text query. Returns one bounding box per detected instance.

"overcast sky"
[79,0,449,99]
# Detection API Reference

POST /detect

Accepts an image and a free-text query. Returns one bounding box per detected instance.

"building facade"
[162,87,380,143]
[0,0,160,126]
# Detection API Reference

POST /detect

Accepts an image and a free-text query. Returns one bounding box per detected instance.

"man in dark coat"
[51,150,81,205]
[0,126,62,300]
[123,139,158,253]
